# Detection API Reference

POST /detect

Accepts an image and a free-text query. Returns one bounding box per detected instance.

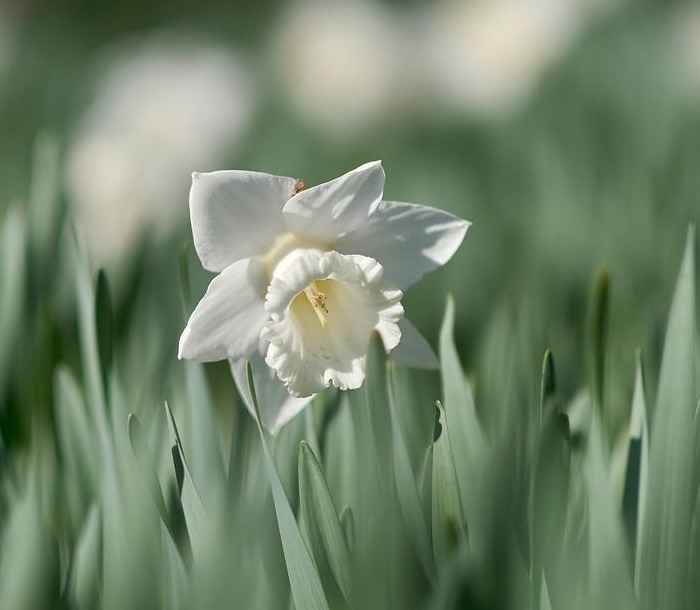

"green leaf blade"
[298,440,352,603]
[640,228,697,609]
[439,296,485,544]
[247,363,329,610]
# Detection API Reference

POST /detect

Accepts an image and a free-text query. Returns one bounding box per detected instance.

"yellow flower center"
[303,281,330,328]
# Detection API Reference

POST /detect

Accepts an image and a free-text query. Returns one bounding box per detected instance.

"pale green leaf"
[185,361,225,497]
[439,296,485,542]
[0,205,26,396]
[0,474,56,610]
[70,503,101,609]
[587,410,636,609]
[621,354,648,592]
[640,228,697,609]
[247,363,329,610]
[298,440,352,603]
[588,267,610,413]
[389,369,437,584]
[164,401,205,561]
[432,401,466,572]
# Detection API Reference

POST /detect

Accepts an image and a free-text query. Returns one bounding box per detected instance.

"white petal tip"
[191,171,201,181]
[177,328,190,360]
[358,159,383,172]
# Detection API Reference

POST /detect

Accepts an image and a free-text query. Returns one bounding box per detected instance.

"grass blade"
[70,503,101,609]
[0,205,26,396]
[439,296,485,544]
[587,410,636,608]
[588,267,610,415]
[247,363,329,610]
[164,401,204,562]
[389,370,437,584]
[621,353,648,592]
[432,401,466,573]
[640,227,697,609]
[298,440,352,603]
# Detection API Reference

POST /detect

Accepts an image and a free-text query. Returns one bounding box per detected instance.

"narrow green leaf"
[588,267,610,413]
[346,335,395,607]
[127,413,170,530]
[539,349,556,426]
[0,205,26,395]
[70,503,101,609]
[247,363,329,610]
[362,331,394,492]
[71,228,114,467]
[185,361,225,497]
[304,405,321,459]
[432,401,466,572]
[323,395,357,516]
[161,523,188,610]
[530,351,570,609]
[95,269,114,397]
[227,396,251,507]
[54,366,97,496]
[621,353,648,592]
[0,473,57,609]
[298,440,352,602]
[439,296,485,542]
[389,370,437,584]
[640,227,697,609]
[390,366,438,476]
[164,401,204,562]
[587,410,636,608]
[420,444,435,536]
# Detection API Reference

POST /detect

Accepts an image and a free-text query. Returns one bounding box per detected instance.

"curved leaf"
[298,440,352,602]
[247,363,329,610]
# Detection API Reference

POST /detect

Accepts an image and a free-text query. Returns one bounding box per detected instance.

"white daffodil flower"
[179,161,470,433]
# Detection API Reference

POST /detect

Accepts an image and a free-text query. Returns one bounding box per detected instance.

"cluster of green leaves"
[0,135,698,608]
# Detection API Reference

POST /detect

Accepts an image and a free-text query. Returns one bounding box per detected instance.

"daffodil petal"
[390,319,439,370]
[335,200,471,289]
[262,249,403,397]
[190,170,299,272]
[230,353,313,435]
[282,160,384,243]
[178,258,268,362]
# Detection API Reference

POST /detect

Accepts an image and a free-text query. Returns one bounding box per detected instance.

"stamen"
[303,281,329,328]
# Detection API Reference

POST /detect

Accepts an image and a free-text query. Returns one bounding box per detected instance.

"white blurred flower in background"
[67,33,254,267]
[418,0,585,119]
[270,0,404,137]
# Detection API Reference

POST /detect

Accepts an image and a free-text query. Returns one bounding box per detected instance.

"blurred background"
[1,0,700,444]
